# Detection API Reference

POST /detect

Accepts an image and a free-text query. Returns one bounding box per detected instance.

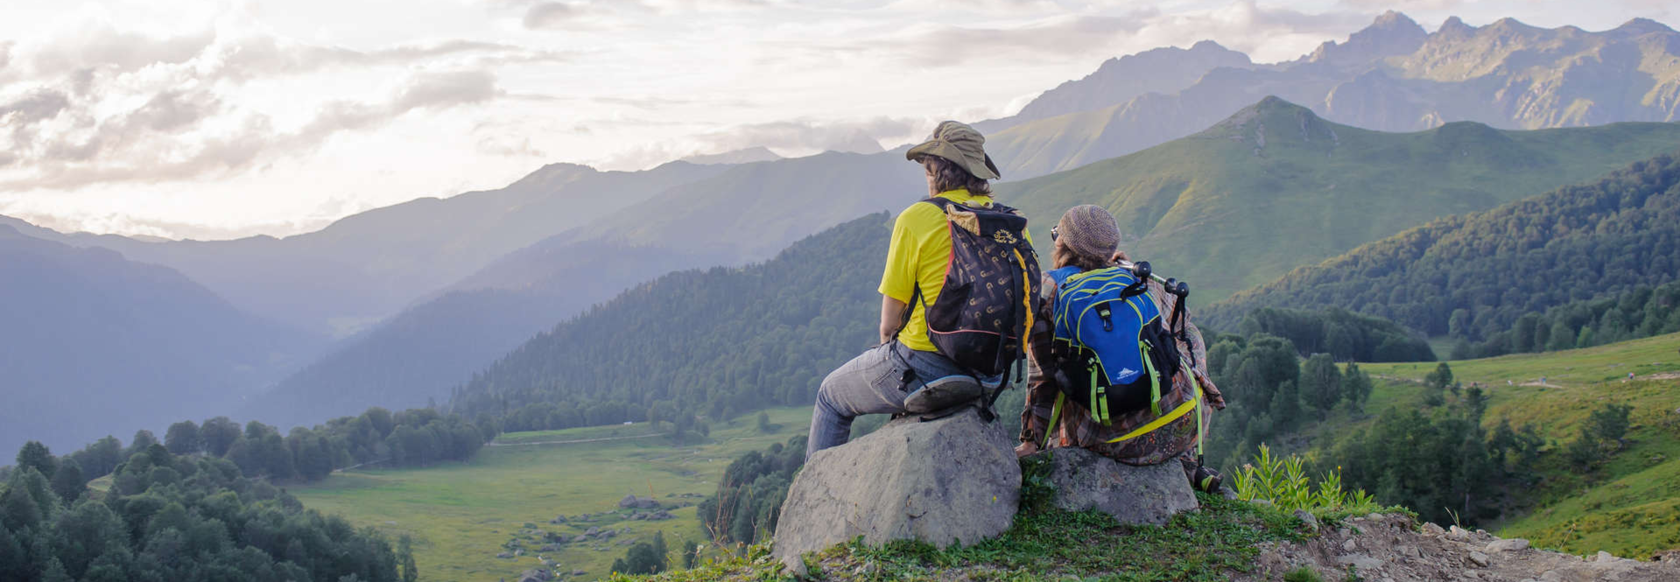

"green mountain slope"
[1357,334,1680,557]
[994,96,1680,304]
[1203,150,1680,335]
[446,214,889,427]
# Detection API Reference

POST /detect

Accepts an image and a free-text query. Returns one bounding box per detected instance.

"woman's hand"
[1014,441,1040,459]
[1109,250,1131,264]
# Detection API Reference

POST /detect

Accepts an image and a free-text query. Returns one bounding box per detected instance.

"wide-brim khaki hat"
[906,120,1001,181]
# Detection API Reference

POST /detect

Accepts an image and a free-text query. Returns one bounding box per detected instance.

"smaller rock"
[572,569,586,576]
[1292,509,1319,533]
[1448,525,1471,541]
[1342,539,1358,552]
[496,552,514,559]
[1422,522,1446,537]
[1366,512,1385,521]
[1485,538,1529,553]
[584,527,599,536]
[1469,551,1490,567]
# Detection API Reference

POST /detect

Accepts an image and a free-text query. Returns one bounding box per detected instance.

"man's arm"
[880,295,907,345]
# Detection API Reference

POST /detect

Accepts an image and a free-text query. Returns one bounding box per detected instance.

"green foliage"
[1232,445,1378,514]
[1208,152,1680,340]
[613,531,670,575]
[0,443,402,582]
[698,436,806,544]
[1568,402,1635,470]
[623,492,1315,582]
[14,442,55,482]
[1239,307,1435,363]
[1325,396,1537,526]
[1284,566,1325,582]
[451,213,889,433]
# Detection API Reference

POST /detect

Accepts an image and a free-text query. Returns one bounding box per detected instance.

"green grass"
[1351,333,1680,557]
[289,406,814,582]
[620,492,1321,582]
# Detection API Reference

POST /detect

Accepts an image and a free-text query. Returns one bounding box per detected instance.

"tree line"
[1200,332,1376,472]
[1206,152,1680,344]
[17,406,489,491]
[1449,280,1680,359]
[1236,306,1436,362]
[2,440,414,582]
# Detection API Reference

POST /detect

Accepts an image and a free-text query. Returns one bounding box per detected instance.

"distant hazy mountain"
[2,161,731,338]
[242,150,925,426]
[0,225,318,452]
[994,96,1680,304]
[974,40,1255,133]
[984,12,1680,178]
[682,146,784,165]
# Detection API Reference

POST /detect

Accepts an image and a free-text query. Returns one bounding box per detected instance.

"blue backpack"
[1048,263,1184,425]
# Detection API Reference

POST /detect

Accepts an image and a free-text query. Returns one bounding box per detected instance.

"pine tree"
[398,535,419,582]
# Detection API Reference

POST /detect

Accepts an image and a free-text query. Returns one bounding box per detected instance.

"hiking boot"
[904,375,984,414]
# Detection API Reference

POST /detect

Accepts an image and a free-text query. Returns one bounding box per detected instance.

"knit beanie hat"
[1057,205,1120,261]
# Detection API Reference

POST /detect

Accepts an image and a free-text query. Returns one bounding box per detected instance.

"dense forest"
[1200,333,1374,472]
[37,407,488,490]
[1,441,413,582]
[1205,152,1680,342]
[1449,280,1680,359]
[1235,307,1435,362]
[448,214,888,431]
[696,435,807,546]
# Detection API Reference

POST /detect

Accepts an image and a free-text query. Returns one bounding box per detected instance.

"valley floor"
[290,406,815,582]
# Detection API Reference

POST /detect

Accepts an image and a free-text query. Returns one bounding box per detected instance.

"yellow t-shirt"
[880,189,1031,352]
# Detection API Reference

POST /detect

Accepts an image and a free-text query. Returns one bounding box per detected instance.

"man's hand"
[1014,441,1040,459]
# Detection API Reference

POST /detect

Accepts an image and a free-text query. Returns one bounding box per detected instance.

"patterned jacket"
[1018,270,1226,465]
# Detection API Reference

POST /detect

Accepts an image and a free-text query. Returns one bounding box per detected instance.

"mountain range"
[983,12,1680,179]
[6,10,1680,443]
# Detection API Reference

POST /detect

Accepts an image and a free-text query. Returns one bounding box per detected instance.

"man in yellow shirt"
[805,121,1018,459]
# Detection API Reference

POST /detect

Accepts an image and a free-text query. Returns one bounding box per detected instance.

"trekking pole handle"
[1115,260,1170,284]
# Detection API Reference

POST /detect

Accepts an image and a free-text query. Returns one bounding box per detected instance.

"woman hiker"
[804,120,1034,460]
[1013,205,1228,491]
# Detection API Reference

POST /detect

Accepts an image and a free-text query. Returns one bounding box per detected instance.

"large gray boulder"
[773,409,1019,570]
[1027,447,1197,525]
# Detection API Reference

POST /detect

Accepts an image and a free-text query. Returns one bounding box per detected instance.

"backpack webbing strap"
[1043,391,1065,449]
[1102,380,1202,445]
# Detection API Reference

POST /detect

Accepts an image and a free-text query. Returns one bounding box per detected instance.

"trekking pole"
[1116,260,1190,299]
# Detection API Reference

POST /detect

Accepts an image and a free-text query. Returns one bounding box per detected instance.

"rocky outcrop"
[772,409,1019,571]
[1026,448,1197,525]
[1242,513,1680,581]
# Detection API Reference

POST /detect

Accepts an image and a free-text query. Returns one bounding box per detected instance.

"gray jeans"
[805,342,971,459]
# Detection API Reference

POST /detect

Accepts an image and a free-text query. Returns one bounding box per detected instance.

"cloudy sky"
[0,0,1672,239]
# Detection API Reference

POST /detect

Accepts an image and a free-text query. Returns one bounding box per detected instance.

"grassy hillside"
[1358,333,1680,557]
[289,406,815,582]
[994,96,1680,305]
[1204,149,1680,333]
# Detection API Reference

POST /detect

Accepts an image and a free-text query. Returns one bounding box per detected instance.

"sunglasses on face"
[1050,225,1059,242]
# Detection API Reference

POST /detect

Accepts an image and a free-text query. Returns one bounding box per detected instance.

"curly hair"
[919,155,992,196]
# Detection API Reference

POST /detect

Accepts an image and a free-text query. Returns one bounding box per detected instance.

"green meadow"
[290,406,815,582]
[1360,332,1680,557]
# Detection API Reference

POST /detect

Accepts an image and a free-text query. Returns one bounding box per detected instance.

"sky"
[0,0,1673,240]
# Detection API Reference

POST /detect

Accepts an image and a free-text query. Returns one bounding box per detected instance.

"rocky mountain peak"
[1437,16,1475,37]
[1612,17,1676,37]
[1306,10,1426,68]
